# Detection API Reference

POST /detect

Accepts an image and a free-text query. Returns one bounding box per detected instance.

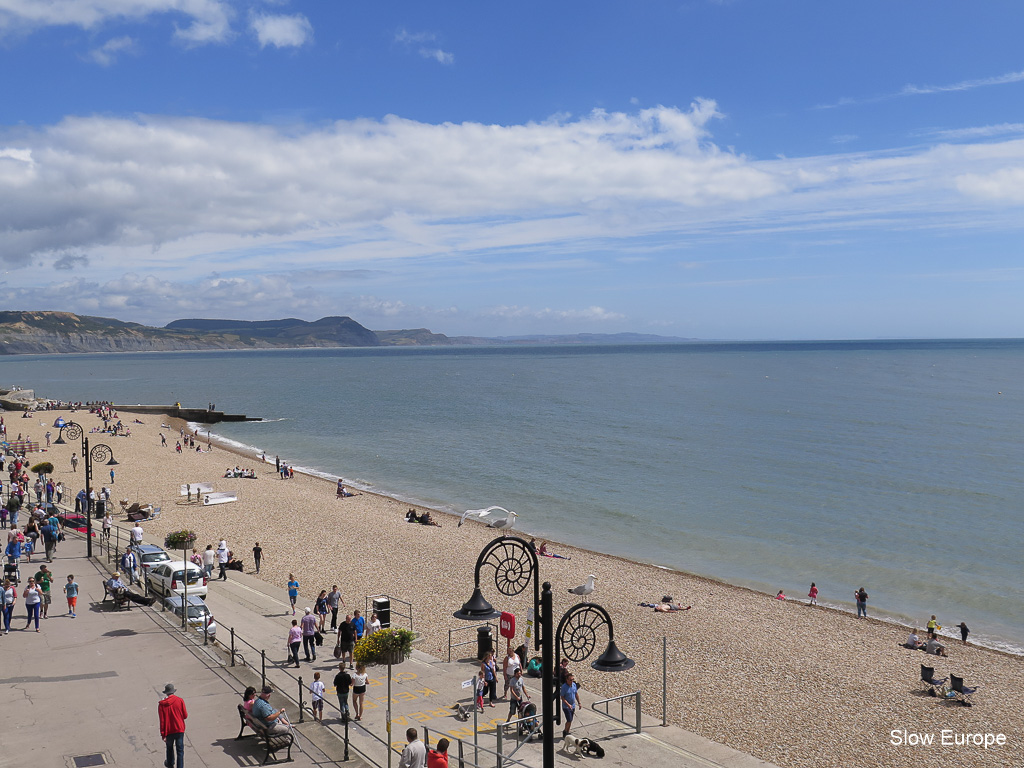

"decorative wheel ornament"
[63,422,83,441]
[558,605,607,662]
[486,539,534,597]
[90,443,114,464]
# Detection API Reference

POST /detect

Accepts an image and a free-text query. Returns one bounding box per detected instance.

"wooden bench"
[235,704,294,764]
[101,580,131,611]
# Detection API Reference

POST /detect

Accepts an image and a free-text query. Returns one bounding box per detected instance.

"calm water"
[5,341,1022,651]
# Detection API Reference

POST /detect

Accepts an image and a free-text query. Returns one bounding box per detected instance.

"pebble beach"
[28,406,1024,768]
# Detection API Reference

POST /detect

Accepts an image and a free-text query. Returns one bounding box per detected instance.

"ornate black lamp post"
[453,535,633,768]
[56,422,117,558]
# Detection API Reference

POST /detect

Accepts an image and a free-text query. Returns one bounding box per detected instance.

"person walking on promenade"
[309,672,326,723]
[560,672,581,738]
[202,545,216,580]
[352,608,365,640]
[63,574,79,617]
[216,539,228,581]
[252,542,263,574]
[287,619,302,668]
[505,667,529,724]
[300,607,318,662]
[333,663,352,722]
[855,587,868,618]
[327,585,344,629]
[2,578,16,634]
[314,590,329,632]
[480,650,498,705]
[287,574,299,615]
[34,564,53,619]
[158,682,188,768]
[23,576,42,631]
[399,727,427,768]
[337,614,355,667]
[350,663,369,721]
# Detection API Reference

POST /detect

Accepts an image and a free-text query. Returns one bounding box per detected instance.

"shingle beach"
[31,407,1023,768]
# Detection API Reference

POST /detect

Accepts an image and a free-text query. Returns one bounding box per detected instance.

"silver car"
[162,594,217,636]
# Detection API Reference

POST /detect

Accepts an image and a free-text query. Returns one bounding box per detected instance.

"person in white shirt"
[368,612,382,635]
[216,540,229,581]
[398,727,427,768]
[309,672,326,722]
[131,523,144,546]
[202,545,216,579]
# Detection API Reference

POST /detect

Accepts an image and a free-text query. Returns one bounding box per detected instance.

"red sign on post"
[499,611,516,639]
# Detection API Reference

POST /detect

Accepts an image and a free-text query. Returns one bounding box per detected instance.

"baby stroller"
[516,701,539,740]
[3,560,20,586]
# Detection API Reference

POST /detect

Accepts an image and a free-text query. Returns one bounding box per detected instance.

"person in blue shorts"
[560,672,581,737]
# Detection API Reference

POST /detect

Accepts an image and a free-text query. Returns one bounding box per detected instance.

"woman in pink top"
[287,619,302,668]
[808,583,818,606]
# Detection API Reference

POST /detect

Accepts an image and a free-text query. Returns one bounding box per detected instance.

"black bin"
[373,597,391,629]
[477,625,493,660]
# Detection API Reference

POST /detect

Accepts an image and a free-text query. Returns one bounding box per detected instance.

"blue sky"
[2,1,1023,339]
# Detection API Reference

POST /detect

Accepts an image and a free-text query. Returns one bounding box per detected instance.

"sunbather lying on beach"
[405,509,441,526]
[538,542,569,559]
[638,602,692,612]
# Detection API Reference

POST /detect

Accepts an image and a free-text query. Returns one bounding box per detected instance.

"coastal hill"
[0,311,688,355]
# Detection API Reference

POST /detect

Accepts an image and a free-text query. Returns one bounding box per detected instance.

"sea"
[4,340,1022,653]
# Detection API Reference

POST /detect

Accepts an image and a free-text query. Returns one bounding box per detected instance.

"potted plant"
[353,627,415,667]
[165,529,198,550]
[31,461,54,478]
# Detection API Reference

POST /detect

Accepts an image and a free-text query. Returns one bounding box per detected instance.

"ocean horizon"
[5,339,1022,654]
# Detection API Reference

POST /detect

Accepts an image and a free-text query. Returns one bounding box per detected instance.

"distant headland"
[0,311,690,355]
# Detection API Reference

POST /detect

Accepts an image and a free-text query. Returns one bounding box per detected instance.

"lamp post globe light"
[57,421,118,558]
[454,534,634,768]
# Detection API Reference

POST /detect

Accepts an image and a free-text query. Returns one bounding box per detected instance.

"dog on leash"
[451,703,471,722]
[561,734,605,758]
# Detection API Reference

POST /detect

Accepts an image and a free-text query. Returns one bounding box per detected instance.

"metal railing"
[592,690,642,734]
[365,593,414,632]
[447,622,498,662]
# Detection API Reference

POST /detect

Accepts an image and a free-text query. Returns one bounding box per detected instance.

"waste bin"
[477,625,493,660]
[373,597,391,629]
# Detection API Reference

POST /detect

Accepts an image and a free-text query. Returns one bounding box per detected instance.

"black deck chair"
[948,674,977,706]
[920,664,947,696]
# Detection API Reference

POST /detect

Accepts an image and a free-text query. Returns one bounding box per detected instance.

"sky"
[1,1,1023,339]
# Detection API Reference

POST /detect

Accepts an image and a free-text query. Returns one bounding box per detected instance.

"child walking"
[64,574,79,617]
[310,672,325,722]
[808,583,818,606]
[475,671,487,712]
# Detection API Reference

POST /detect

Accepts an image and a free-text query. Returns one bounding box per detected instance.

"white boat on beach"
[202,492,237,506]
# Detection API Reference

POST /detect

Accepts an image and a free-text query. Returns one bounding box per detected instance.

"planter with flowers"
[353,627,415,667]
[164,529,198,551]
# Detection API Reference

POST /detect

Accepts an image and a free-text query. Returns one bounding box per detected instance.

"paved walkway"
[3,523,779,768]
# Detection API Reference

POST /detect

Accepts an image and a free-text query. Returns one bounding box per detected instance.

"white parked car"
[146,560,208,598]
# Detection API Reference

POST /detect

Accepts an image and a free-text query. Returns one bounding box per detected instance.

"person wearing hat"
[158,683,188,768]
[252,685,290,734]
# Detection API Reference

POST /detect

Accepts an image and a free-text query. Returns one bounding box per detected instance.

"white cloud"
[395,28,453,65]
[920,123,1024,142]
[816,68,1024,110]
[0,0,232,44]
[251,12,312,49]
[420,47,453,65]
[484,305,626,322]
[956,167,1024,203]
[86,35,136,66]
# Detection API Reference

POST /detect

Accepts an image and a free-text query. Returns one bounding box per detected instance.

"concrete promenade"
[3,524,778,768]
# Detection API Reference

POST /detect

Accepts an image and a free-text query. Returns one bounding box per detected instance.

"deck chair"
[948,675,977,706]
[920,665,947,696]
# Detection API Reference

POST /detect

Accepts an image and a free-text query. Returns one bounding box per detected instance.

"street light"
[453,535,634,768]
[57,422,117,558]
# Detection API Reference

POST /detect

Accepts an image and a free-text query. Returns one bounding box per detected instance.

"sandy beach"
[24,406,1023,768]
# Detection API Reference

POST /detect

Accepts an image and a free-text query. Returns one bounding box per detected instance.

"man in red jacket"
[159,683,188,768]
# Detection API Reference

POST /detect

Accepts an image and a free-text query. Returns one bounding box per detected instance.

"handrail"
[591,690,642,734]
[365,593,414,632]
[447,622,498,662]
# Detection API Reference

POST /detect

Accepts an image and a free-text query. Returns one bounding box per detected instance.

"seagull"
[459,505,518,529]
[568,575,596,596]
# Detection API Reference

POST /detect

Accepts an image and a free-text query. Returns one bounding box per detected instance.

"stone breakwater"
[37,408,1024,768]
